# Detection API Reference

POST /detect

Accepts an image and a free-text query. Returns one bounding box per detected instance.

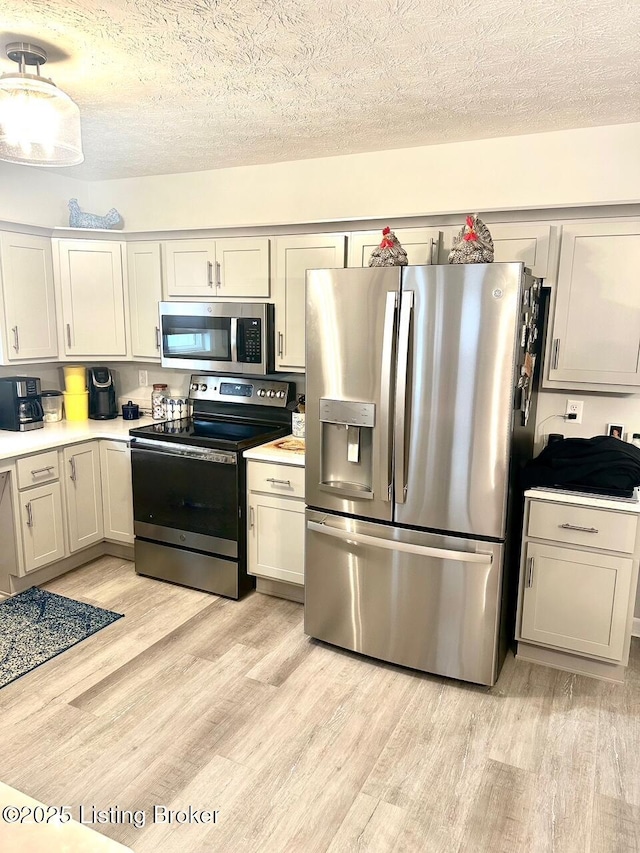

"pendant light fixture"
[0,42,83,167]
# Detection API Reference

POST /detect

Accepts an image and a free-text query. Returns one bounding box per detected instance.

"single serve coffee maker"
[88,367,117,420]
[0,376,44,431]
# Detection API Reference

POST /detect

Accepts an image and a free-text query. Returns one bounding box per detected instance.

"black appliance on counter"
[0,376,44,431]
[129,374,294,599]
[88,367,117,420]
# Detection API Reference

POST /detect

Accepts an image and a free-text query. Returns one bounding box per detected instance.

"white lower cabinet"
[63,442,103,552]
[20,481,66,573]
[247,460,305,586]
[516,492,640,679]
[100,440,134,544]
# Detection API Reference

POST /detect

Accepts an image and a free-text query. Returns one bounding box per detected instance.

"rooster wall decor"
[68,198,123,229]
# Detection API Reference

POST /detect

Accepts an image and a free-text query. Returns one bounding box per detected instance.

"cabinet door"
[20,481,66,573]
[248,492,305,585]
[164,240,217,297]
[348,228,440,267]
[63,442,103,552]
[216,238,270,297]
[57,240,127,357]
[520,542,633,661]
[128,242,162,359]
[274,234,346,371]
[489,224,554,279]
[548,222,640,386]
[0,232,58,362]
[99,440,134,545]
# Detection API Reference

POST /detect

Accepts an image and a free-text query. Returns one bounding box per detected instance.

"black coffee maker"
[0,376,44,431]
[88,367,117,420]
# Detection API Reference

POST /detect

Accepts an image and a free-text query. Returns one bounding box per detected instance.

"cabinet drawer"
[16,450,60,490]
[528,500,638,554]
[247,461,304,498]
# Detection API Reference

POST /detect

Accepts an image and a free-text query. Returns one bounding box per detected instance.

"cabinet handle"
[249,505,255,528]
[266,478,291,486]
[30,465,55,476]
[559,523,598,533]
[207,261,214,288]
[11,325,19,352]
[155,326,161,349]
[66,323,72,348]
[25,502,33,527]
[216,260,221,288]
[69,457,77,482]
[526,556,534,588]
[278,332,283,358]
[552,338,560,370]
[429,238,437,265]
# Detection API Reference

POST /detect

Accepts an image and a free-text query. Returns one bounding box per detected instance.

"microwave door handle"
[394,290,413,504]
[230,318,238,363]
[379,291,397,502]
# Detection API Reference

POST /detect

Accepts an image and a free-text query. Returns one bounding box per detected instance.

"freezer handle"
[307,521,493,564]
[394,290,413,503]
[379,291,397,502]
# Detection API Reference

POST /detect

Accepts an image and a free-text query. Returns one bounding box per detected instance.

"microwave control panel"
[238,318,262,363]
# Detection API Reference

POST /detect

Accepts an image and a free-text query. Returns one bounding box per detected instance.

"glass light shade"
[0,73,83,166]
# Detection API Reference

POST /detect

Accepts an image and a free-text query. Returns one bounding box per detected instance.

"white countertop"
[525,487,640,513]
[0,416,155,461]
[243,435,305,467]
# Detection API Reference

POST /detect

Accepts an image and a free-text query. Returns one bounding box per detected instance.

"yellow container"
[63,365,87,393]
[63,391,89,421]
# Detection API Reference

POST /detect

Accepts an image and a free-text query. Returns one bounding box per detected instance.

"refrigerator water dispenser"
[319,399,375,499]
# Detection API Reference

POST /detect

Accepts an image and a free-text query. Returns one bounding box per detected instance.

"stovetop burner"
[129,416,288,451]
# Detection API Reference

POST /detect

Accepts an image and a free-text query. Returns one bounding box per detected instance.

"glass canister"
[41,390,64,422]
[151,383,168,420]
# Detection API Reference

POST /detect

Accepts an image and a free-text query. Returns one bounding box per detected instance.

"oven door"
[131,438,239,558]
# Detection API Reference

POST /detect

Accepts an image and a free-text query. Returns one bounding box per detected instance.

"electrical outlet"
[138,369,148,387]
[565,399,584,423]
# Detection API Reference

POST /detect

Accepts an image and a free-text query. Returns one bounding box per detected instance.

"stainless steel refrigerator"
[304,262,542,686]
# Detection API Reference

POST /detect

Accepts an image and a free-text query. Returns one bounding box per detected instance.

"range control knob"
[267,390,275,398]
[190,383,198,391]
[200,383,207,391]
[257,389,266,397]
[277,390,286,398]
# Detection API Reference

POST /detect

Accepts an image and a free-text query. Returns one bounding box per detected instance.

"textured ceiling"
[0,0,639,180]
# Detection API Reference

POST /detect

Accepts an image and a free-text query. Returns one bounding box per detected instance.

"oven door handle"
[231,318,238,363]
[130,438,237,464]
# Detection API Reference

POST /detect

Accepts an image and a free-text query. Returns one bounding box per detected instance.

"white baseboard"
[633,617,640,638]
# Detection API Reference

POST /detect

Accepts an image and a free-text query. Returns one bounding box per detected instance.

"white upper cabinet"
[488,223,556,279]
[347,228,441,267]
[128,242,162,359]
[547,222,640,388]
[0,232,58,363]
[164,238,270,299]
[273,234,346,372]
[56,240,127,358]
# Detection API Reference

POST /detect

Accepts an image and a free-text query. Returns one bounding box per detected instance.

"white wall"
[87,123,640,231]
[0,162,86,228]
[536,389,640,450]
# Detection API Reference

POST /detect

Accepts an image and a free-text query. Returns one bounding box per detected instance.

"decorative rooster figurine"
[68,198,123,229]
[448,214,494,264]
[368,227,409,267]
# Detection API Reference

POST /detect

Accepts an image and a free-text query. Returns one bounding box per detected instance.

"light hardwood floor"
[1,556,638,853]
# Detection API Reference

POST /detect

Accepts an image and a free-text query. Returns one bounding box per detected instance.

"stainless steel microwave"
[159,302,274,375]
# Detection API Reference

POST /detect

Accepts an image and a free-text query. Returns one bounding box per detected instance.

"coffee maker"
[88,367,117,420]
[0,377,44,431]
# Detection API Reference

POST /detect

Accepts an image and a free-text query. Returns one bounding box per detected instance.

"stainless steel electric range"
[129,374,294,598]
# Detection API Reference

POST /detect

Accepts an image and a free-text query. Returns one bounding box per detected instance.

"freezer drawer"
[304,511,505,685]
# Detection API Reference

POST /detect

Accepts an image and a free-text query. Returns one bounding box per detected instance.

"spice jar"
[151,383,168,420]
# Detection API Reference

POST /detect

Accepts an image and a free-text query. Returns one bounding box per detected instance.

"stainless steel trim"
[30,466,55,476]
[318,482,374,499]
[266,477,291,486]
[69,457,77,481]
[526,556,535,587]
[230,317,238,363]
[552,338,560,370]
[249,506,255,528]
[278,331,284,358]
[25,502,33,527]
[131,437,237,464]
[307,520,493,563]
[135,520,238,558]
[155,326,161,349]
[394,289,413,504]
[216,260,221,288]
[66,323,72,348]
[559,523,599,533]
[380,291,396,502]
[11,325,19,352]
[207,260,214,287]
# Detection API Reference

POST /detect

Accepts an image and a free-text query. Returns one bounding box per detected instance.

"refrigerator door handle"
[307,521,493,564]
[379,291,397,502]
[394,289,413,503]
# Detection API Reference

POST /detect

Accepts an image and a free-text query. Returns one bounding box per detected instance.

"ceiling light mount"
[0,39,83,167]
